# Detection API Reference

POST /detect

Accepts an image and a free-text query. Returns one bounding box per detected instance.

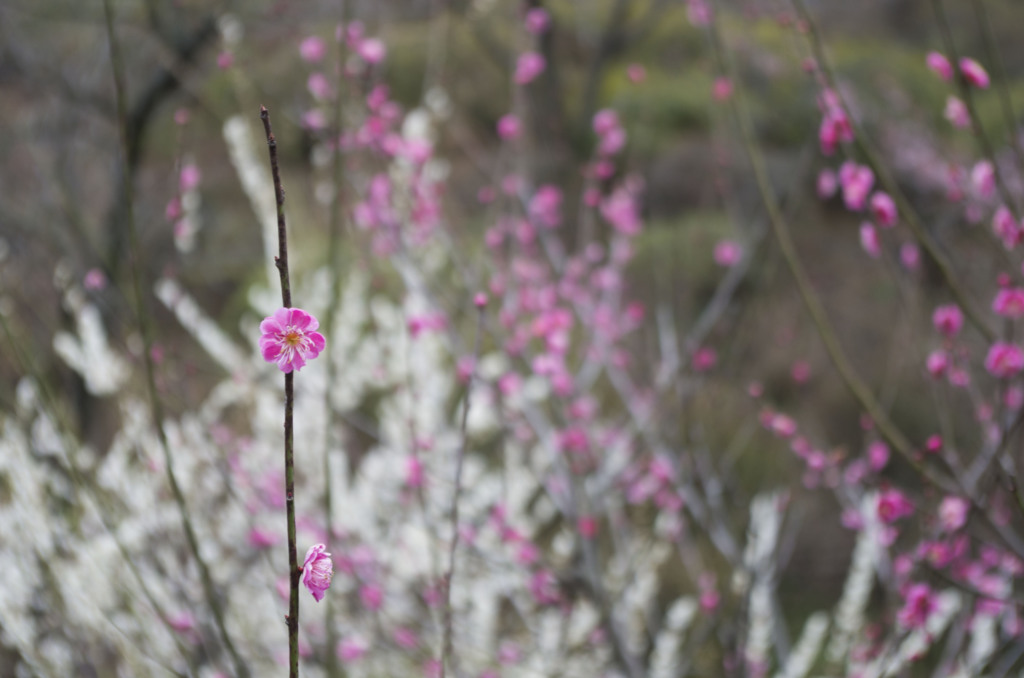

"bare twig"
[440,300,485,678]
[101,3,249,676]
[259,104,300,678]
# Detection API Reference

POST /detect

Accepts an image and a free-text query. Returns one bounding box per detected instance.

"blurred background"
[2,0,1024,675]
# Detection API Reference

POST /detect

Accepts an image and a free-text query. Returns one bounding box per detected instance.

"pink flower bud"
[932,304,963,336]
[514,52,546,85]
[870,191,897,227]
[713,240,742,267]
[926,51,953,80]
[524,8,550,35]
[497,113,521,140]
[301,544,334,602]
[945,96,970,128]
[959,57,990,89]
[860,223,881,258]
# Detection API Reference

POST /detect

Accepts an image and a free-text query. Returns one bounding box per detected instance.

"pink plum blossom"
[877,488,914,523]
[300,36,327,63]
[993,205,1021,249]
[945,96,970,128]
[860,223,880,258]
[938,496,969,532]
[959,57,990,89]
[994,288,1024,318]
[358,38,386,64]
[712,77,733,102]
[302,544,334,602]
[514,52,546,85]
[817,168,837,198]
[898,583,937,629]
[926,350,949,378]
[497,114,521,140]
[307,72,332,100]
[932,304,963,336]
[259,307,326,373]
[870,191,897,227]
[179,164,201,192]
[337,637,367,662]
[524,8,550,35]
[986,342,1024,378]
[972,160,995,198]
[900,242,920,270]
[839,161,874,211]
[713,240,742,267]
[686,0,712,26]
[926,51,953,80]
[867,441,889,471]
[84,268,107,291]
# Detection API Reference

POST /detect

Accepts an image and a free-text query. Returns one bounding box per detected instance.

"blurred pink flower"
[926,51,953,80]
[972,160,995,198]
[497,113,521,140]
[877,488,914,523]
[839,161,874,210]
[993,288,1024,318]
[259,307,326,373]
[84,268,107,291]
[524,8,550,35]
[926,349,949,378]
[932,304,963,336]
[938,496,969,532]
[959,57,990,89]
[627,63,647,83]
[859,223,880,258]
[359,38,386,64]
[300,36,327,63]
[712,77,733,101]
[817,168,837,199]
[870,191,897,227]
[993,205,1021,249]
[945,96,970,128]
[986,342,1024,378]
[714,240,742,267]
[900,242,920,270]
[898,583,937,629]
[179,164,201,192]
[217,51,234,69]
[514,52,546,85]
[302,543,334,602]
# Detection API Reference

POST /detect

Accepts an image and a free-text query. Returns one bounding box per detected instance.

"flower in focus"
[302,543,334,602]
[260,307,326,373]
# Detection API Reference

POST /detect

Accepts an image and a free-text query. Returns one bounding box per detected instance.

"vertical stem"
[259,105,299,678]
[102,2,249,676]
[440,303,485,678]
